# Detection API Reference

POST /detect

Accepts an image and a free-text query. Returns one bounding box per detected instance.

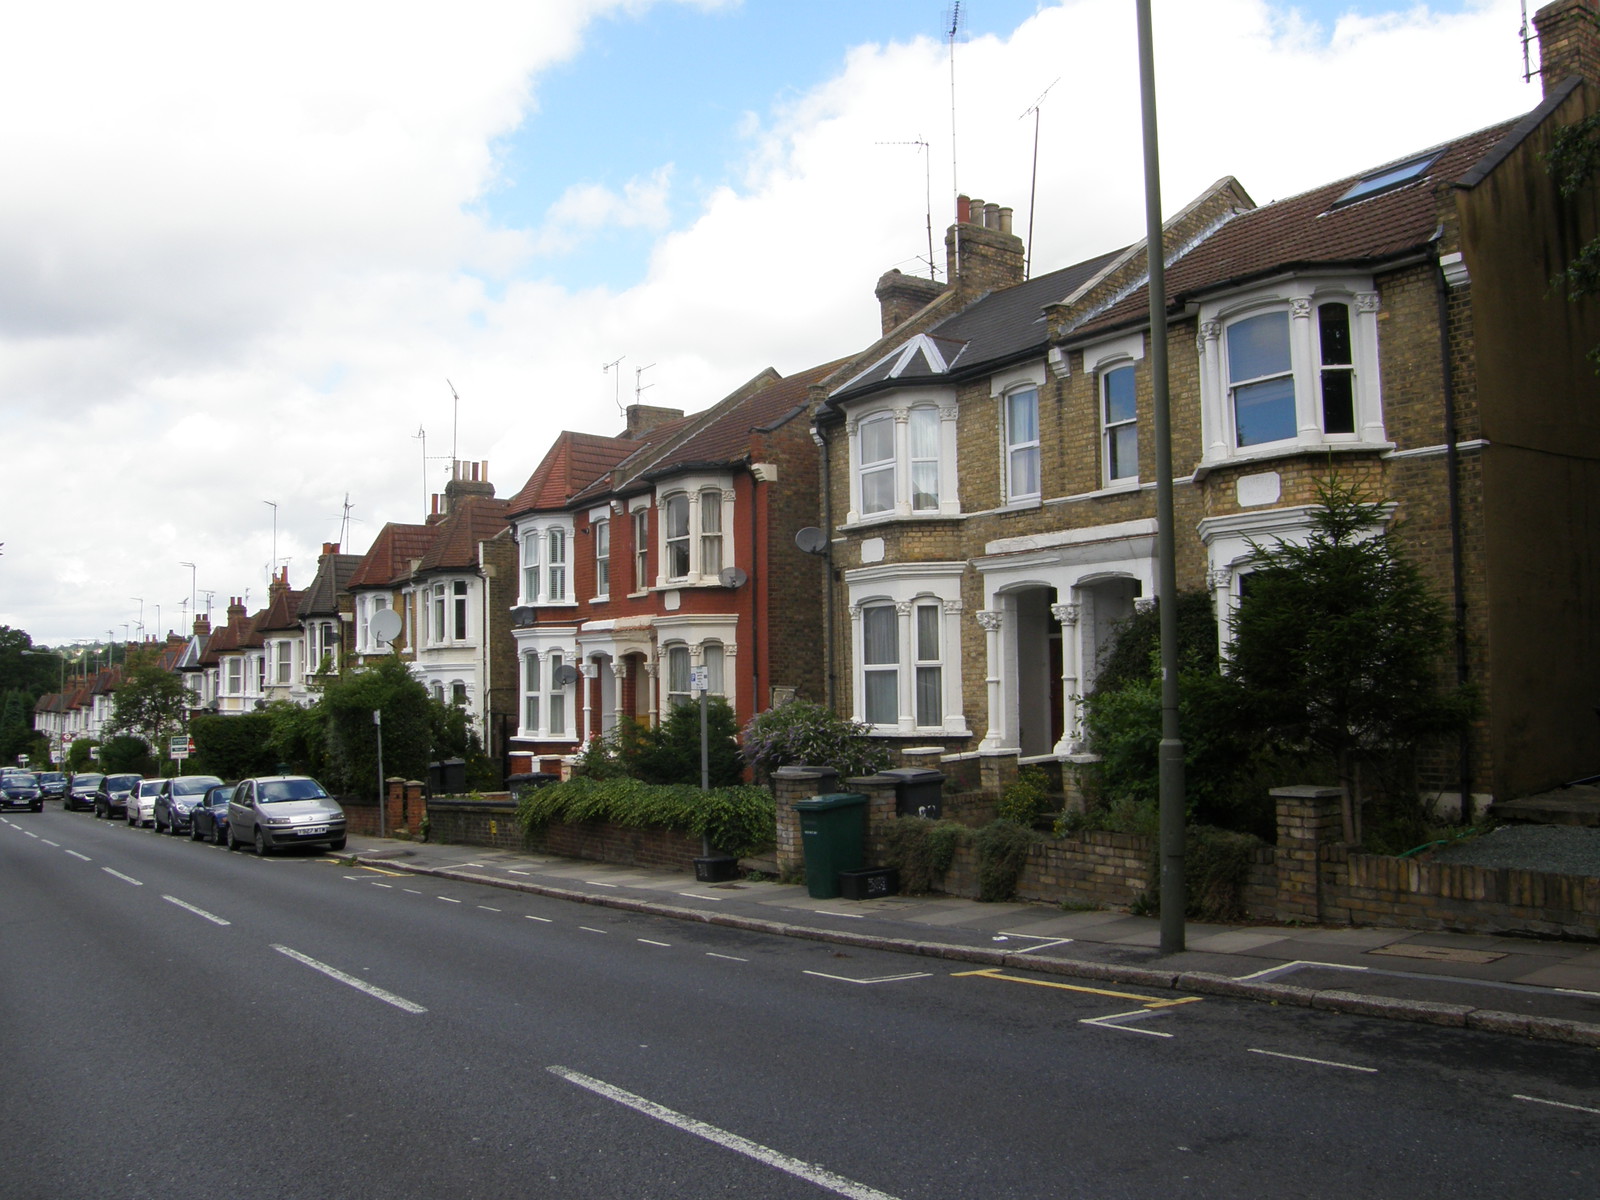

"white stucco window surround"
[844,562,968,737]
[1082,332,1146,491]
[975,519,1159,757]
[516,515,576,607]
[1195,274,1388,471]
[844,387,960,525]
[514,625,579,741]
[1198,502,1395,649]
[655,472,735,587]
[651,612,739,712]
[992,363,1047,508]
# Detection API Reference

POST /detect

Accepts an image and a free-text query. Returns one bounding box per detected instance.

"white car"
[127,779,164,827]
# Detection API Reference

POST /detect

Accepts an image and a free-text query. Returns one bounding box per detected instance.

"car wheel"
[329,836,346,852]
[226,828,239,852]
[189,823,202,841]
[127,810,135,825]
[253,828,269,857]
[32,803,42,813]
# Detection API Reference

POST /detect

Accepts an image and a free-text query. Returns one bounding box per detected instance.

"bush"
[631,697,744,787]
[515,774,775,859]
[878,816,967,894]
[997,765,1054,826]
[973,819,1034,902]
[741,699,892,783]
[99,733,157,776]
[1145,825,1263,922]
[321,657,433,798]
[192,713,279,780]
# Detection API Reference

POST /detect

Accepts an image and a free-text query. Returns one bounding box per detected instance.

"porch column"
[895,600,915,731]
[1051,600,1081,755]
[580,660,597,741]
[644,658,660,727]
[1208,568,1233,658]
[610,658,626,730]
[976,609,1006,752]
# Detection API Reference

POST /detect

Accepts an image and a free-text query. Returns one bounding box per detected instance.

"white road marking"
[638,939,671,947]
[526,915,552,923]
[403,888,422,894]
[1248,1048,1376,1073]
[993,932,1075,953]
[1081,1009,1175,1037]
[102,868,143,886]
[1514,1093,1600,1116]
[548,1066,903,1200]
[678,891,723,901]
[372,883,393,889]
[478,906,501,913]
[585,880,618,888]
[40,839,59,847]
[437,896,461,904]
[271,945,427,1014]
[580,926,608,935]
[162,895,231,926]
[814,910,864,919]
[65,850,91,861]
[1234,960,1370,982]
[804,971,932,985]
[507,869,531,875]
[706,952,748,962]
[24,831,38,839]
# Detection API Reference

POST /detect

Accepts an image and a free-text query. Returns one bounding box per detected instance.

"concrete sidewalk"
[342,833,1600,1047]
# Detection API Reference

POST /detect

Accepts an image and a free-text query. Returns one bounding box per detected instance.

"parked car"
[0,772,44,812]
[227,776,346,855]
[189,783,234,846]
[154,775,225,835]
[93,774,141,819]
[35,771,68,801]
[66,773,104,811]
[127,779,164,827]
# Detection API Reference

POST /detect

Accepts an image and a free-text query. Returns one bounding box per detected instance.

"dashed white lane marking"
[580,926,607,935]
[102,868,143,886]
[162,895,231,926]
[548,1066,903,1200]
[403,888,422,894]
[1248,1048,1376,1073]
[271,945,427,1014]
[526,915,552,923]
[40,839,59,847]
[65,850,91,861]
[24,831,38,839]
[1514,1093,1600,1116]
[638,939,671,947]
[707,952,748,962]
[478,906,501,913]
[437,896,461,903]
[373,883,393,889]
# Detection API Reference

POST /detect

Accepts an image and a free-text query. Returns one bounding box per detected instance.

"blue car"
[189,783,234,846]
[154,775,224,835]
[0,773,43,812]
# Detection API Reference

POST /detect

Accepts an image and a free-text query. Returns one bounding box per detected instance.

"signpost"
[169,734,194,761]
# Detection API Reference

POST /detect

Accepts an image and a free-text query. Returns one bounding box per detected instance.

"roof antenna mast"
[635,363,656,404]
[877,138,938,279]
[602,356,626,417]
[446,379,460,477]
[1019,78,1060,282]
[945,3,964,274]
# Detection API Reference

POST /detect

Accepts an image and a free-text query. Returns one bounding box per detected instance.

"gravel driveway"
[1429,824,1600,877]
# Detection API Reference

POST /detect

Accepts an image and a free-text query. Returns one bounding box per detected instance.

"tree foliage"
[1546,92,1600,366]
[740,699,892,783]
[105,648,192,758]
[1225,477,1472,843]
[191,713,279,780]
[320,657,433,798]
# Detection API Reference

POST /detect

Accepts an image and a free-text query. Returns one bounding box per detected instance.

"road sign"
[689,667,709,693]
[169,734,195,760]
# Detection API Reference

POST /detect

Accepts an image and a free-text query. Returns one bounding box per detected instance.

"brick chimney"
[227,597,247,624]
[945,194,1025,295]
[268,567,291,600]
[1536,0,1600,93]
[192,614,211,637]
[442,459,495,514]
[624,404,686,438]
[874,269,947,336]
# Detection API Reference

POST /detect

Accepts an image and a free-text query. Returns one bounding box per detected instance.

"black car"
[189,783,233,846]
[35,771,68,801]
[66,773,104,812]
[154,775,224,835]
[0,773,44,812]
[93,773,142,819]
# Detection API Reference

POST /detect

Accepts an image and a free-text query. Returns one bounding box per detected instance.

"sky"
[1,0,1542,650]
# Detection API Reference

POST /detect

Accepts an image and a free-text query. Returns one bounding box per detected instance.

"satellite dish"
[555,664,581,687]
[718,567,748,588]
[794,527,828,556]
[370,609,402,650]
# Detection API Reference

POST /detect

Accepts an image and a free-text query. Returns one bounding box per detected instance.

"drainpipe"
[814,424,837,710]
[1435,254,1474,819]
[749,466,762,716]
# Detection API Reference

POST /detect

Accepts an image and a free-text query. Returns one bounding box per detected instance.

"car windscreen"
[74,775,104,787]
[172,777,223,796]
[258,779,330,802]
[138,781,163,795]
[39,773,64,783]
[9,774,37,786]
[106,775,141,788]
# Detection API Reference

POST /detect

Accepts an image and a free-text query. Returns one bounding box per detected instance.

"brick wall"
[345,778,422,837]
[531,820,703,872]
[426,795,524,850]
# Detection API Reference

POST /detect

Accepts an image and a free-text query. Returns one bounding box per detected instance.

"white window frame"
[844,390,960,525]
[1002,385,1041,503]
[452,579,469,642]
[594,516,610,600]
[522,650,540,732]
[430,583,446,646]
[631,506,650,594]
[522,531,541,603]
[1196,275,1385,469]
[273,639,292,686]
[844,562,968,736]
[1100,362,1139,486]
[652,614,740,712]
[516,517,576,607]
[653,474,735,588]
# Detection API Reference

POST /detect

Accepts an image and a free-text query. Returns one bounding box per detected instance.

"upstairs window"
[594,518,610,598]
[665,495,691,580]
[858,414,896,516]
[522,533,541,603]
[546,529,566,602]
[1102,365,1138,483]
[909,406,940,511]
[274,641,292,685]
[452,580,468,640]
[431,583,446,644]
[1317,302,1355,435]
[633,509,650,593]
[699,489,723,577]
[1005,387,1040,501]
[1227,311,1296,447]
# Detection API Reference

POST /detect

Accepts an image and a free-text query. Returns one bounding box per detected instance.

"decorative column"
[1197,320,1226,462]
[942,598,969,734]
[610,658,626,731]
[1208,568,1233,657]
[976,609,1006,752]
[1355,292,1384,444]
[895,600,914,731]
[643,658,660,727]
[1290,296,1320,442]
[1050,601,1081,755]
[580,660,597,742]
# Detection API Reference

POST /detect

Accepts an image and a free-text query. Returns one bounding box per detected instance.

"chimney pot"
[999,206,1013,235]
[983,202,1000,229]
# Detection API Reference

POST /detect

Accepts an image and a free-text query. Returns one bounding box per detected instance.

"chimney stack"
[874,269,948,335]
[1536,0,1600,94]
[442,460,496,514]
[946,193,1025,294]
[624,404,686,438]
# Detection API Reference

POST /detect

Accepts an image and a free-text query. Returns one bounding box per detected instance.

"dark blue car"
[189,783,234,846]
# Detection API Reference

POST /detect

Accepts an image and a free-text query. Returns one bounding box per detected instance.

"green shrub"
[98,733,157,776]
[631,697,744,787]
[997,765,1053,826]
[515,775,775,859]
[1145,825,1263,922]
[741,699,891,783]
[192,713,279,780]
[973,819,1034,902]
[878,816,968,894]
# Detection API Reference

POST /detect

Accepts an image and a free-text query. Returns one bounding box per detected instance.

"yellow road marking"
[952,967,1202,1009]
[355,864,408,877]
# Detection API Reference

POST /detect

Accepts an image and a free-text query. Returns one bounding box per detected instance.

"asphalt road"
[3,806,1596,1200]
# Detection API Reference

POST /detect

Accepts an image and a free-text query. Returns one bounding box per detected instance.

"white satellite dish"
[718,567,748,588]
[370,609,403,652]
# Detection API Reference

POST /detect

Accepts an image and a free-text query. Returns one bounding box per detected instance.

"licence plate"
[299,825,328,836]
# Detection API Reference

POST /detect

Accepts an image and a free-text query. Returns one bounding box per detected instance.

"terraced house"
[813,0,1600,809]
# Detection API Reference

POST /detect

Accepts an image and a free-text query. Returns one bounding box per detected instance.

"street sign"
[169,734,194,760]
[689,667,709,694]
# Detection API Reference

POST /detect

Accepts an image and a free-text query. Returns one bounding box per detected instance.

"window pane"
[1227,311,1292,382]
[1234,376,1297,446]
[704,644,724,695]
[909,407,938,459]
[1317,303,1351,366]
[863,605,897,664]
[1010,445,1040,497]
[699,493,721,533]
[861,466,895,515]
[1322,371,1356,434]
[915,604,939,661]
[864,671,898,725]
[860,416,894,465]
[666,496,689,538]
[910,462,938,511]
[1109,424,1138,480]
[1007,389,1038,442]
[915,666,941,727]
[1103,366,1136,424]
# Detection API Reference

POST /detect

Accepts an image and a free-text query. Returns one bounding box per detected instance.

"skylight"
[1331,153,1440,209]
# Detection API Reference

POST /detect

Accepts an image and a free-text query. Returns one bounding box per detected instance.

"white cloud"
[0,0,1538,645]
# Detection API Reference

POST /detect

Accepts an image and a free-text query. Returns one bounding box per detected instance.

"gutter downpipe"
[1435,254,1475,820]
[815,423,837,711]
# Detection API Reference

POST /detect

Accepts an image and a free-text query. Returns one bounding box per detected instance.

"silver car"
[226,776,346,856]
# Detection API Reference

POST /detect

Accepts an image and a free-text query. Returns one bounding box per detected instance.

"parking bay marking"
[954,966,1202,1033]
[805,970,933,985]
[1248,1048,1376,1073]
[162,895,231,926]
[1514,1093,1600,1116]
[549,1066,903,1200]
[271,945,427,1014]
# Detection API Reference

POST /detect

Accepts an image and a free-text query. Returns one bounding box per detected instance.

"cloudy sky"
[2,0,1540,649]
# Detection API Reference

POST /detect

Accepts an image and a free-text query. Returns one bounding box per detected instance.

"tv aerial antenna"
[878,138,938,280]
[411,426,452,516]
[635,363,656,404]
[602,356,626,416]
[945,3,965,214]
[1019,78,1060,281]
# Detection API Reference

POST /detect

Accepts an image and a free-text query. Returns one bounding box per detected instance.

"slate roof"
[300,553,364,617]
[415,494,511,575]
[1069,119,1521,339]
[254,587,307,635]
[347,523,435,590]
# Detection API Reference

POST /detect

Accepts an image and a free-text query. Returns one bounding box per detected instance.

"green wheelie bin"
[792,793,868,899]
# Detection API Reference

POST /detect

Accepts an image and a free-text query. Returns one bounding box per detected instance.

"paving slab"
[1188,930,1296,954]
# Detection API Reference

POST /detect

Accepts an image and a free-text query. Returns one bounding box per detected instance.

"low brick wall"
[345,778,423,838]
[939,829,1152,909]
[531,820,703,872]
[426,794,523,851]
